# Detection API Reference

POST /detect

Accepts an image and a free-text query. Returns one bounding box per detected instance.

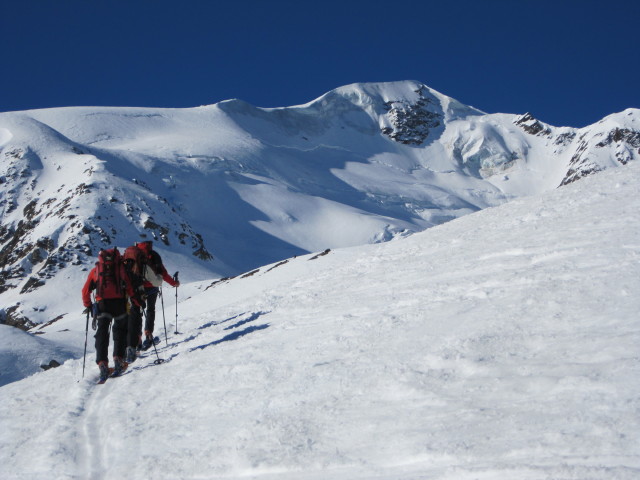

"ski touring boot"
[141,335,153,351]
[141,334,160,351]
[97,361,109,384]
[125,346,137,364]
[112,357,127,377]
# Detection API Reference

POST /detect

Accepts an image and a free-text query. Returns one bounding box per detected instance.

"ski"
[141,336,161,351]
[96,362,129,384]
[109,362,129,378]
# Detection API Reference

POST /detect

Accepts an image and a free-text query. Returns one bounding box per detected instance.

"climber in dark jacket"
[136,241,179,350]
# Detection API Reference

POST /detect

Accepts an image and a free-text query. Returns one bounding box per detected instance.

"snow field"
[2,162,639,479]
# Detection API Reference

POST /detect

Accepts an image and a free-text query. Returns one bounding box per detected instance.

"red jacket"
[82,264,137,308]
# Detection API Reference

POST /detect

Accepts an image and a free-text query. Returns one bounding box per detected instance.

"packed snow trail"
[1,163,639,479]
[81,381,109,479]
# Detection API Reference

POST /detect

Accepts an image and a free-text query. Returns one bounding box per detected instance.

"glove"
[84,304,98,317]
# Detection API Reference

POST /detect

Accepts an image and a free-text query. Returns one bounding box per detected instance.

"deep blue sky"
[2,0,638,127]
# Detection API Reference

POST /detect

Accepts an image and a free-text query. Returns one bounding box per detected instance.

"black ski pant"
[94,298,128,364]
[128,304,143,349]
[143,287,159,336]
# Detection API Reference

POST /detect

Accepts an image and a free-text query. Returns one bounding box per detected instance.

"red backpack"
[123,245,146,275]
[96,248,124,299]
[123,245,146,288]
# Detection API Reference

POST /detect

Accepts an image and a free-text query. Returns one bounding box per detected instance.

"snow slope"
[1,162,638,479]
[0,324,81,387]
[1,81,638,329]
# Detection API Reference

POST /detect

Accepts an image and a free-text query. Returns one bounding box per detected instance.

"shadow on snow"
[189,324,270,352]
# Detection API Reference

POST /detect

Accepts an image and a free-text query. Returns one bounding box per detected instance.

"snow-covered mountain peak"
[319,80,479,115]
[1,80,639,330]
[302,81,485,144]
[594,107,640,126]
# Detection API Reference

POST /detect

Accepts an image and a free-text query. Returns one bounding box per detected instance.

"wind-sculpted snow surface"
[1,162,638,479]
[0,80,638,331]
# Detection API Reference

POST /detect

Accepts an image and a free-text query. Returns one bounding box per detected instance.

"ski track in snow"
[81,380,108,480]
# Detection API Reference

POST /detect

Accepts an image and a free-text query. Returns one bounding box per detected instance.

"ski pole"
[141,309,164,365]
[174,271,180,334]
[149,332,164,364]
[159,287,168,346]
[82,310,90,378]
